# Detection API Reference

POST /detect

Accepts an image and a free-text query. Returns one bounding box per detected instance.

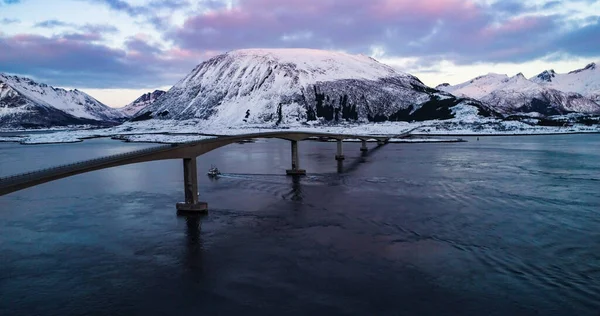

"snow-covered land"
[119,90,166,117]
[134,48,494,125]
[2,111,598,145]
[0,73,126,128]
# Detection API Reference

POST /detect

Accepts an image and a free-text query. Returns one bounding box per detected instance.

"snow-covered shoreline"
[0,118,598,145]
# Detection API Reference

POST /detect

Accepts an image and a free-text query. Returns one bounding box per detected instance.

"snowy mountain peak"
[205,48,405,84]
[228,48,387,65]
[134,48,487,125]
[120,90,166,117]
[534,69,556,82]
[569,62,597,74]
[528,61,600,102]
[437,73,509,99]
[0,73,126,128]
[475,73,509,81]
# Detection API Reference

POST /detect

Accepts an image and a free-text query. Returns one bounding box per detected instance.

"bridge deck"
[0,131,407,196]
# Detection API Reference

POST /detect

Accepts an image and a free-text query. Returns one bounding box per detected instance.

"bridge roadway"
[0,131,404,213]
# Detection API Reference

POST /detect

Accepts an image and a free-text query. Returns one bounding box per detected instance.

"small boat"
[207,165,221,177]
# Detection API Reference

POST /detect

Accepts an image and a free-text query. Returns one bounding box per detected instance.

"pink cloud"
[480,16,550,38]
[174,0,486,50]
[0,32,200,89]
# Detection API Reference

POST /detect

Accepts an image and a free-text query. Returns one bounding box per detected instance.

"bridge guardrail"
[0,144,175,185]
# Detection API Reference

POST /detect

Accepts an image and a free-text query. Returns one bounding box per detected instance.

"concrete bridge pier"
[360,140,368,153]
[377,139,385,146]
[286,140,306,176]
[176,157,208,213]
[336,139,345,173]
[335,139,345,161]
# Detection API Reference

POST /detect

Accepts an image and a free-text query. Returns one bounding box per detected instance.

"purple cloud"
[0,33,202,89]
[170,0,598,65]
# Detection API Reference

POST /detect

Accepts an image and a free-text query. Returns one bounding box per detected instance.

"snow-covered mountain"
[436,73,511,100]
[120,90,166,117]
[437,72,600,116]
[0,73,126,128]
[133,48,495,125]
[531,62,600,102]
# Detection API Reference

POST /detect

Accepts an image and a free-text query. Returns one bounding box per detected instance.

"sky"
[0,0,599,108]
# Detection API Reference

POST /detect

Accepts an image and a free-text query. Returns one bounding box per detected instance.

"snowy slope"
[438,73,600,116]
[0,80,102,128]
[436,73,510,100]
[120,90,166,117]
[531,62,600,102]
[134,48,494,125]
[0,73,126,126]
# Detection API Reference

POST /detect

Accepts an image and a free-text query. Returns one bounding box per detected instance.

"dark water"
[0,135,599,315]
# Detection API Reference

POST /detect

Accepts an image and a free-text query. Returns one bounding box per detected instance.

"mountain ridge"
[0,73,126,128]
[438,63,600,116]
[530,61,600,102]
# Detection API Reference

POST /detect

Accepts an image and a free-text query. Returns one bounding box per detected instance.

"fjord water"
[0,135,599,315]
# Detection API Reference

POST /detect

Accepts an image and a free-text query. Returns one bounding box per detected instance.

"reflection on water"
[289,176,302,202]
[0,135,599,315]
[183,215,204,273]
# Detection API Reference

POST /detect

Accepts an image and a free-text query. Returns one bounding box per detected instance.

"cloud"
[1,18,20,24]
[82,24,119,34]
[542,1,562,10]
[61,32,104,41]
[0,32,203,89]
[35,20,72,28]
[81,0,192,31]
[169,0,599,65]
[87,0,147,16]
[34,21,119,37]
[2,0,598,92]
[554,17,600,57]
[84,0,190,16]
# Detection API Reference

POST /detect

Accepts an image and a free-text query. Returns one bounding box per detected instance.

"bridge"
[0,131,403,213]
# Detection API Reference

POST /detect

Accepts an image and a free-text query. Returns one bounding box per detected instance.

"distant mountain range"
[1,52,599,130]
[437,63,600,116]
